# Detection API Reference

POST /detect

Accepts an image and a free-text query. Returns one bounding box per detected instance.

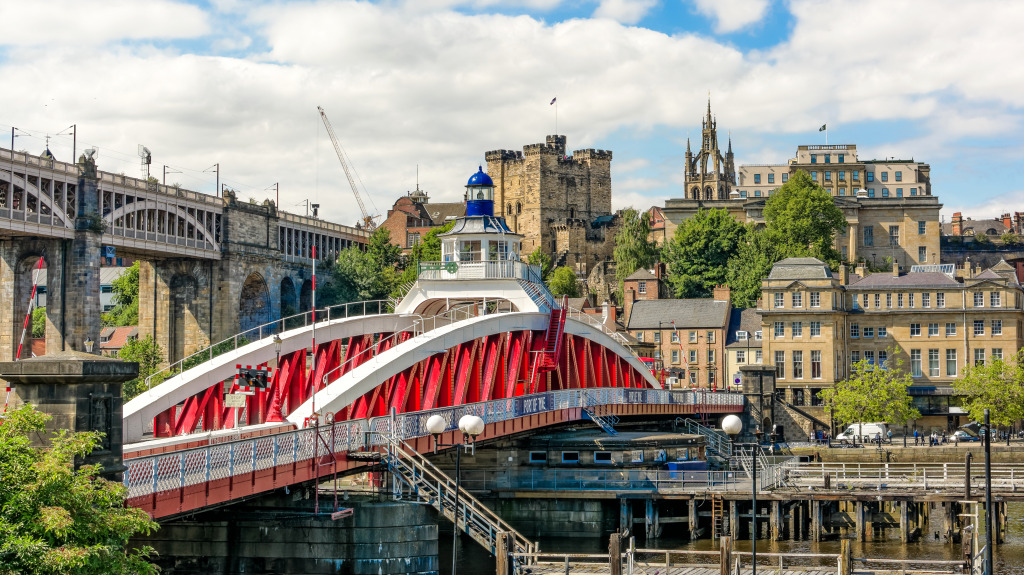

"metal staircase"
[383,436,536,558]
[536,296,568,374]
[582,405,620,435]
[515,278,556,312]
[682,418,733,459]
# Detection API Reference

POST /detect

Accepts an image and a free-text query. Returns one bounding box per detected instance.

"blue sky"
[2,0,1023,225]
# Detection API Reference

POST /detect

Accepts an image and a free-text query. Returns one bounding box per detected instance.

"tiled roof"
[624,268,658,281]
[848,271,961,289]
[566,297,590,310]
[725,308,763,348]
[768,257,832,280]
[99,326,138,351]
[942,218,1008,236]
[626,299,730,330]
[424,202,466,226]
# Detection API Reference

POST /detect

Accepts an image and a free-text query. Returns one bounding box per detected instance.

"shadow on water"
[444,502,1024,575]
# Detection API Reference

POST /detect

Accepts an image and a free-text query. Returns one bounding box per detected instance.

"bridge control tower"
[395,167,557,315]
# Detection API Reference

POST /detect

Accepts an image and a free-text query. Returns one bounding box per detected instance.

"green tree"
[663,208,746,298]
[613,208,659,294]
[391,222,454,299]
[118,335,165,400]
[818,347,921,437]
[954,350,1024,430]
[973,232,991,245]
[547,267,581,297]
[725,227,783,308]
[763,170,848,267]
[526,247,553,281]
[102,262,139,327]
[0,404,159,574]
[322,227,404,305]
[31,307,46,339]
[1001,231,1021,246]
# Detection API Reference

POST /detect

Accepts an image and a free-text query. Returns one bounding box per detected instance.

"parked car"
[953,430,979,442]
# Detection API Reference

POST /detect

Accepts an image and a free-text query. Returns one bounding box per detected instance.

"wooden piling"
[812,500,822,542]
[688,498,698,540]
[855,501,865,542]
[771,501,782,541]
[495,532,512,575]
[619,499,629,534]
[839,539,852,575]
[900,501,909,543]
[719,536,732,575]
[729,501,738,540]
[608,530,621,575]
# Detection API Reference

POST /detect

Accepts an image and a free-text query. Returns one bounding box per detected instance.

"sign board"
[102,246,116,258]
[224,394,247,408]
[237,366,269,388]
[419,262,459,273]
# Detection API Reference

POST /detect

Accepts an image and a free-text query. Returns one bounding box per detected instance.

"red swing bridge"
[121,168,744,521]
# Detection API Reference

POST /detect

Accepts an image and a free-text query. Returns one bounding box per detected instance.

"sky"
[3,0,1024,227]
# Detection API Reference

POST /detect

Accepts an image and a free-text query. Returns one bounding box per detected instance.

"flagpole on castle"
[551,97,558,135]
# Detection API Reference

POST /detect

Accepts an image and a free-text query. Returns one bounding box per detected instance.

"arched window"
[507,203,513,215]
[516,202,522,215]
[569,208,575,219]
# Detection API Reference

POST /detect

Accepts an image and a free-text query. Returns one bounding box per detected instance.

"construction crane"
[317,106,379,230]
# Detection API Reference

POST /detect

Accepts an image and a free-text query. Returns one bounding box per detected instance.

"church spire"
[686,137,691,154]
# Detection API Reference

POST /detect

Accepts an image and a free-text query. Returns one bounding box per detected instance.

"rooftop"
[626,299,730,330]
[767,257,833,280]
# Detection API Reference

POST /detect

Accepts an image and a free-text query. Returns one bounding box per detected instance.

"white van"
[837,422,889,444]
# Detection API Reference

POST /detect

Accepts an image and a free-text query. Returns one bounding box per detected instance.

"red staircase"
[537,296,568,373]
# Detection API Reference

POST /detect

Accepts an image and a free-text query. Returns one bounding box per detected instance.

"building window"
[867,172,874,182]
[707,349,715,364]
[974,320,985,336]
[100,285,114,293]
[638,280,647,294]
[910,323,921,336]
[689,350,697,364]
[736,350,745,363]
[810,321,821,337]
[878,326,888,338]
[882,188,890,197]
[886,293,893,308]
[919,246,927,262]
[754,174,761,184]
[654,350,662,360]
[909,293,915,307]
[839,171,846,181]
[918,221,926,235]
[825,154,831,164]
[688,371,698,385]
[782,173,789,183]
[851,351,860,366]
[792,292,803,307]
[653,331,660,343]
[992,320,1002,335]
[874,294,880,308]
[862,294,869,308]
[896,188,903,198]
[895,171,902,182]
[755,330,762,340]
[636,332,644,342]
[754,190,761,197]
[889,226,899,247]
[810,154,817,164]
[562,452,580,463]
[993,348,1003,361]
[706,331,715,343]
[928,349,939,377]
[775,351,785,379]
[898,294,904,308]
[946,350,957,376]
[773,292,784,308]
[946,322,957,336]
[407,232,421,247]
[793,351,804,379]
[792,322,803,337]
[922,293,931,308]
[755,350,763,363]
[838,154,845,163]
[825,171,832,181]
[529,451,548,463]
[853,171,859,181]
[811,171,818,181]
[878,350,888,367]
[810,292,821,307]
[975,349,985,366]
[928,323,939,336]
[671,331,679,343]
[689,331,697,343]
[740,191,747,198]
[594,451,613,464]
[881,172,889,182]
[863,327,874,338]
[768,173,775,184]
[708,371,716,387]
[911,187,918,195]
[911,350,922,377]
[671,350,679,364]
[850,324,860,338]
[991,292,1001,307]
[805,350,820,379]
[937,293,945,308]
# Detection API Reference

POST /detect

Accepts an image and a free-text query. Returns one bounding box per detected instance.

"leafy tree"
[763,170,847,267]
[725,227,783,308]
[118,335,165,400]
[32,307,46,339]
[613,208,659,293]
[547,267,581,297]
[663,208,746,298]
[391,222,454,299]
[102,262,139,327]
[954,350,1024,430]
[1001,231,1021,246]
[323,227,404,305]
[973,232,992,245]
[526,247,553,280]
[0,404,159,574]
[818,347,921,437]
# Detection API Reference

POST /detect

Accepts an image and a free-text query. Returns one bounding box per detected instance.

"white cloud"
[593,0,658,24]
[942,190,1024,222]
[0,0,209,46]
[692,0,769,33]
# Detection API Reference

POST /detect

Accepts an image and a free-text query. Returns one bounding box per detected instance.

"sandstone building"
[380,186,464,253]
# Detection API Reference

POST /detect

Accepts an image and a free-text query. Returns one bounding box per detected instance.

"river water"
[443,502,1024,574]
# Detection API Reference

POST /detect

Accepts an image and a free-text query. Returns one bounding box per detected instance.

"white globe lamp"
[426,414,447,436]
[722,414,743,437]
[458,414,485,438]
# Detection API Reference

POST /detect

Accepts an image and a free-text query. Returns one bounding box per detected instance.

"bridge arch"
[239,273,271,336]
[280,277,297,318]
[299,279,313,312]
[0,171,74,228]
[3,241,57,359]
[105,200,220,251]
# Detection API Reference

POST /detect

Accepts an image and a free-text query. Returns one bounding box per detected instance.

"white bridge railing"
[123,389,744,499]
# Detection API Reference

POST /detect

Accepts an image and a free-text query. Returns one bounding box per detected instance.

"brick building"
[379,188,464,253]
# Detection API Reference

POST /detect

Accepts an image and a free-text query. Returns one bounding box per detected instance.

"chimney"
[1002,213,1013,230]
[840,265,850,285]
[624,288,636,325]
[952,212,963,236]
[713,284,731,302]
[855,262,865,279]
[892,260,900,277]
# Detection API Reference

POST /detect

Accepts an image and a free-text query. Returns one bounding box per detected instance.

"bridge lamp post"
[425,414,485,575]
[722,414,757,575]
[273,334,282,368]
[83,338,94,354]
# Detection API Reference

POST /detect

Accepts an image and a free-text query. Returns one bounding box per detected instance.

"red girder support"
[503,330,526,399]
[173,384,220,436]
[451,339,480,407]
[477,333,503,402]
[419,350,451,411]
[266,349,308,422]
[309,340,342,396]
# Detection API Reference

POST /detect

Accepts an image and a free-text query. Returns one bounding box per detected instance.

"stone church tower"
[684,99,735,200]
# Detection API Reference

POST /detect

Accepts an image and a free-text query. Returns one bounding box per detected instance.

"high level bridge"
[0,147,368,363]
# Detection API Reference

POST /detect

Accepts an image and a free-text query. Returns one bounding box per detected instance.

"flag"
[819,124,827,132]
[550,97,557,105]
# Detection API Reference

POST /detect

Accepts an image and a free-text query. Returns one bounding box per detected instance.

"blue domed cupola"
[465,166,495,217]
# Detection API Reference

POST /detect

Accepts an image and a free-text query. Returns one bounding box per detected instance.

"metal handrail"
[684,419,732,458]
[145,299,392,388]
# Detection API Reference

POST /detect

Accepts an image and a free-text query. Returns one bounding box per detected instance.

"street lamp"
[83,338,94,354]
[273,334,283,367]
[722,414,757,575]
[425,413,485,575]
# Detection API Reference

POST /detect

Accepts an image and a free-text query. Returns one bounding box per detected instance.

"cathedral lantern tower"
[684,98,733,201]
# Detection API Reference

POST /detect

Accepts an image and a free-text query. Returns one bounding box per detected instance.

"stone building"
[659,105,941,271]
[622,269,733,390]
[379,187,464,253]
[724,308,764,390]
[757,256,1024,439]
[484,135,617,277]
